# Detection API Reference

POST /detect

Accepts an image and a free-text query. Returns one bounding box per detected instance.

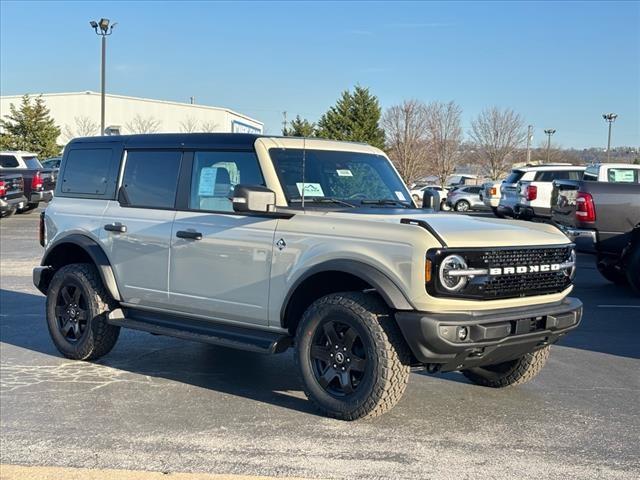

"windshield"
[23,156,43,169]
[269,148,411,207]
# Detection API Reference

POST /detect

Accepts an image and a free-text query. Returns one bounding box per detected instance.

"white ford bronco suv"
[34,134,582,420]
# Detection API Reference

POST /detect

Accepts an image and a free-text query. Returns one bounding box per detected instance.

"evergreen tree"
[283,115,316,137]
[316,86,385,149]
[0,95,61,158]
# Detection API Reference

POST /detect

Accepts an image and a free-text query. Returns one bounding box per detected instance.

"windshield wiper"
[360,199,412,208]
[291,197,357,208]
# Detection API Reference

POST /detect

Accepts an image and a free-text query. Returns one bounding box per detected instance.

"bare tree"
[469,107,527,180]
[63,116,99,141]
[382,100,429,185]
[424,101,463,186]
[199,120,219,132]
[179,116,200,133]
[125,114,161,134]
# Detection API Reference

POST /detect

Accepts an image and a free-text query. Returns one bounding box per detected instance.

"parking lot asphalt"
[1,210,639,480]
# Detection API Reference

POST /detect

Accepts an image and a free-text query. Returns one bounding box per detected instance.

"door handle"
[104,223,127,233]
[176,230,203,240]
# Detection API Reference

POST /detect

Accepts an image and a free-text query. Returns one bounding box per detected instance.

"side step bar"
[107,308,292,354]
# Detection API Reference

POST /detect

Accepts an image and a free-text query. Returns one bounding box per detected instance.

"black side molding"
[400,218,447,247]
[108,308,292,354]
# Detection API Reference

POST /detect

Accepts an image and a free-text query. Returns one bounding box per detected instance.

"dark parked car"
[0,173,27,218]
[552,179,640,292]
[41,156,62,170]
[0,151,57,213]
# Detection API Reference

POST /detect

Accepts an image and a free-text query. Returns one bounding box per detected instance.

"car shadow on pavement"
[1,285,638,413]
[0,288,320,416]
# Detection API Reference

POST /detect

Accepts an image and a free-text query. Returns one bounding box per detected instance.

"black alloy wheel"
[55,281,89,343]
[310,319,368,396]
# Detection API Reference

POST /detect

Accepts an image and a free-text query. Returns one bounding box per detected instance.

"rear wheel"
[455,200,470,212]
[491,207,505,218]
[0,208,16,218]
[295,292,411,420]
[462,346,550,388]
[46,263,120,360]
[596,255,628,285]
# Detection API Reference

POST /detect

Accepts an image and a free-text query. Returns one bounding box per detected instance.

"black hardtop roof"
[66,133,266,150]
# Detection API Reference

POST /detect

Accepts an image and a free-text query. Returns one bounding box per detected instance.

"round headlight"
[439,254,468,292]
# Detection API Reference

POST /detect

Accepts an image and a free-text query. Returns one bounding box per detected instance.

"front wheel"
[491,207,505,218]
[46,263,120,360]
[625,245,640,294]
[455,200,470,212]
[462,346,550,388]
[295,292,411,420]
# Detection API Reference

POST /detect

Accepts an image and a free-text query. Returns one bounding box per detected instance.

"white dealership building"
[0,91,263,145]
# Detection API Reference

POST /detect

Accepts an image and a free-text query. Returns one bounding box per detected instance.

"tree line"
[283,85,638,183]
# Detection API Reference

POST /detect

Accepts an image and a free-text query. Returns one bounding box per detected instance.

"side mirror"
[422,189,440,211]
[232,185,276,213]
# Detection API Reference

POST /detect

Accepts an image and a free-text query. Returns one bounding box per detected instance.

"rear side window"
[466,186,481,194]
[122,150,182,209]
[0,155,19,168]
[504,170,524,184]
[22,156,42,169]
[61,149,114,195]
[534,170,583,182]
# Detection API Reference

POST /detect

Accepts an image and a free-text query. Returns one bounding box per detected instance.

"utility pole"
[282,111,288,135]
[544,129,556,163]
[90,18,116,135]
[525,125,533,164]
[602,113,618,162]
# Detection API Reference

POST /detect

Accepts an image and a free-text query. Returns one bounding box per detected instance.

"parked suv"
[498,164,584,219]
[34,134,582,420]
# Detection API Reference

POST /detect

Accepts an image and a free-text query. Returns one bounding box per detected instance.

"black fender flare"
[280,259,414,324]
[42,234,121,301]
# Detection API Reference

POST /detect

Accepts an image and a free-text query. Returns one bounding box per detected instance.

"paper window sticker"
[198,167,218,196]
[296,183,325,197]
[336,169,353,177]
[395,191,407,201]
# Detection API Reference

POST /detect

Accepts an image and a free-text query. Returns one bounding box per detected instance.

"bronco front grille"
[427,245,574,300]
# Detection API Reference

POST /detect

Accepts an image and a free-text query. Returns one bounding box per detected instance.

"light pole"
[525,125,533,164]
[602,113,618,162]
[544,129,556,163]
[90,18,116,135]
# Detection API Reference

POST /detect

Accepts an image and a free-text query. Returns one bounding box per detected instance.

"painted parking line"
[0,465,313,480]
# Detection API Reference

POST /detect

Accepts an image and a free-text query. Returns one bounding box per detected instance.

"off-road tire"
[46,263,120,360]
[461,346,550,388]
[295,292,411,420]
[624,245,640,294]
[596,255,628,286]
[455,200,470,212]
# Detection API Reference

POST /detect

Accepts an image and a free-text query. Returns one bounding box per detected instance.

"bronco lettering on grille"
[489,264,562,275]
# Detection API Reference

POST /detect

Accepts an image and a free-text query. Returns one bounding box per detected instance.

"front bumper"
[29,190,54,204]
[395,297,582,371]
[0,195,27,212]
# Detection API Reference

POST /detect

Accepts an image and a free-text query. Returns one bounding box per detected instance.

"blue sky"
[1,0,638,148]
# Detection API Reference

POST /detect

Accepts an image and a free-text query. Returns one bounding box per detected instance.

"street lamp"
[544,129,556,163]
[602,113,618,162]
[90,18,117,135]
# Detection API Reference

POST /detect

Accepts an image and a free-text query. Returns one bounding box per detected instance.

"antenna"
[301,136,306,209]
[282,111,288,135]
